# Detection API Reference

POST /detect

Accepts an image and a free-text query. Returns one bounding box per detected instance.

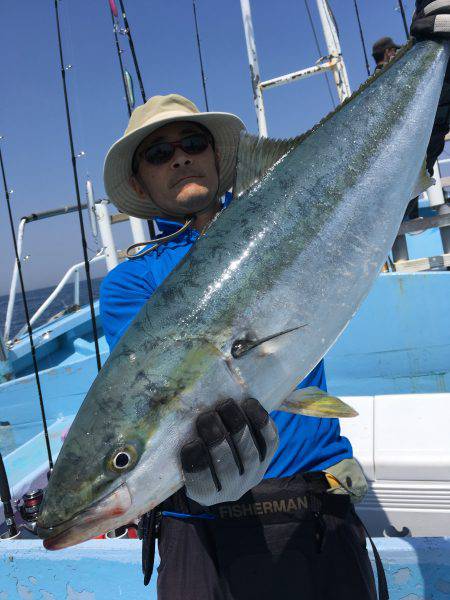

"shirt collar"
[154,192,233,236]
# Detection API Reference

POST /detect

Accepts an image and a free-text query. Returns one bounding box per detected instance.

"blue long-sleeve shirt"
[100,204,352,477]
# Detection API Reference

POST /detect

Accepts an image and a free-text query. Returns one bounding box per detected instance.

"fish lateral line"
[231,324,308,359]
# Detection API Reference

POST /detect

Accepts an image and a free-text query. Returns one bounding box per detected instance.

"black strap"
[352,509,389,600]
[139,509,160,587]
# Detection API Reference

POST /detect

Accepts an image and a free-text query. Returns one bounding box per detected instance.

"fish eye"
[107,444,138,473]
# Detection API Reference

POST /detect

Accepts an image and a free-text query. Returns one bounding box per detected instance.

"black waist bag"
[142,473,388,600]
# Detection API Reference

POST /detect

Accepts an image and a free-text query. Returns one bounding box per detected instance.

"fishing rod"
[107,0,156,239]
[108,0,133,116]
[53,0,102,373]
[117,0,146,103]
[0,142,54,472]
[353,0,370,77]
[192,0,210,111]
[0,451,18,539]
[398,0,409,40]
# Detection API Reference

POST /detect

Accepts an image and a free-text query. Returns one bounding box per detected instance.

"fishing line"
[352,0,370,77]
[398,0,409,40]
[0,141,54,472]
[53,0,102,373]
[303,0,336,108]
[108,1,132,117]
[117,0,146,103]
[192,0,210,112]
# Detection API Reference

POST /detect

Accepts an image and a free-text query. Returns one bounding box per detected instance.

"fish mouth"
[37,483,133,550]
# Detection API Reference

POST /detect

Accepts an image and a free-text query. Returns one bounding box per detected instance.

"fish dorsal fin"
[279,386,358,418]
[232,40,418,201]
[232,132,301,199]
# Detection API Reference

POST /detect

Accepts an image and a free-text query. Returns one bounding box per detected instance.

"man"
[100,4,450,598]
[372,36,401,71]
[102,95,377,599]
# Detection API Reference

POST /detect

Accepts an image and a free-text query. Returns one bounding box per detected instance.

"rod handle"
[0,452,12,503]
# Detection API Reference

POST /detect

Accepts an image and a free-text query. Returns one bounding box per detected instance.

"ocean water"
[0,278,102,341]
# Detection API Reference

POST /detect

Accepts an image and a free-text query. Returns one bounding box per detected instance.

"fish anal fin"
[279,386,358,418]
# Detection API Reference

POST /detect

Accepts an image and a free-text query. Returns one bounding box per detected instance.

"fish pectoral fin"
[279,386,358,418]
[231,325,307,359]
[411,159,434,198]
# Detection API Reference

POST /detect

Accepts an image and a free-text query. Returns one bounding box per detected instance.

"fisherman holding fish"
[37,2,450,599]
[101,95,379,598]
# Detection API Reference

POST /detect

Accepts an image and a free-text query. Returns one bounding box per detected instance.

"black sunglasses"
[141,133,211,167]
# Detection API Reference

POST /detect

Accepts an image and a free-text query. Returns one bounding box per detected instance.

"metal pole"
[15,254,105,340]
[0,338,13,383]
[85,179,99,240]
[74,268,80,307]
[3,218,26,343]
[427,162,445,208]
[129,216,147,245]
[24,203,89,223]
[316,0,351,102]
[392,235,409,263]
[260,58,338,90]
[438,202,450,254]
[240,0,268,137]
[96,201,119,271]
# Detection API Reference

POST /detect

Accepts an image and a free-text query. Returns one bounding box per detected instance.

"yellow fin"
[411,159,434,198]
[279,386,358,418]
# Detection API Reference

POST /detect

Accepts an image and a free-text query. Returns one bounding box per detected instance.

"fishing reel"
[18,489,44,533]
[0,489,44,539]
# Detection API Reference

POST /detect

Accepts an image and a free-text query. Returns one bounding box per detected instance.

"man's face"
[130,121,219,217]
[383,47,397,64]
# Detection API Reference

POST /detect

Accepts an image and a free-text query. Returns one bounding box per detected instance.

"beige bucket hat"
[103,94,246,219]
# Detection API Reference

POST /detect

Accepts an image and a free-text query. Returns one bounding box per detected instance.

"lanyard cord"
[126,218,194,259]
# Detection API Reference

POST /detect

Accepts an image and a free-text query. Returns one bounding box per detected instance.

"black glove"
[411,1,450,40]
[181,398,278,506]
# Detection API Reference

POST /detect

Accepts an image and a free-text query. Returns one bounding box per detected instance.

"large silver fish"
[38,40,449,549]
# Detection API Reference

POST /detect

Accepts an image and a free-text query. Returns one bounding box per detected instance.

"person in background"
[372,36,401,71]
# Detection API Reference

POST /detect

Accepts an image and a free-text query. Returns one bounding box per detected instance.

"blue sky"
[0,0,435,293]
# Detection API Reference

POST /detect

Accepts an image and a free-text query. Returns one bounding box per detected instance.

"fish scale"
[38,40,449,548]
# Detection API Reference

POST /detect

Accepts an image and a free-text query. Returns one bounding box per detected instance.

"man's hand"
[181,398,278,506]
[411,1,450,39]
